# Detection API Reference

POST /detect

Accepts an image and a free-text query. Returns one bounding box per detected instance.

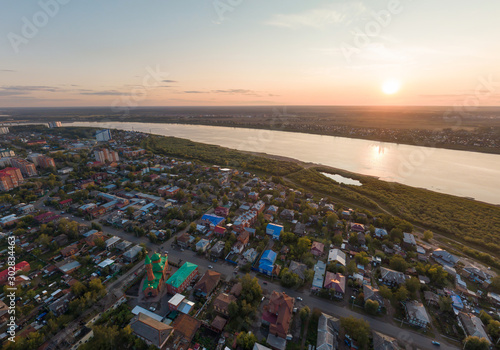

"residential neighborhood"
[0,126,498,350]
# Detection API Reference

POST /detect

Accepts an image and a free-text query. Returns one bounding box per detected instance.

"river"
[67,122,500,205]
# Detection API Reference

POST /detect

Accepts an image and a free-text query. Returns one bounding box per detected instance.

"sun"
[382,79,401,95]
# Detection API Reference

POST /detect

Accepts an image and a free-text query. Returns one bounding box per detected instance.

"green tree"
[379,285,392,300]
[463,336,490,350]
[395,286,408,301]
[389,255,407,272]
[340,316,371,350]
[364,300,379,315]
[236,331,257,350]
[423,230,433,242]
[299,306,310,323]
[438,296,453,313]
[405,277,420,295]
[240,274,262,305]
[487,320,500,341]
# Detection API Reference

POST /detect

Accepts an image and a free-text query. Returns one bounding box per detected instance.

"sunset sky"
[1,0,499,107]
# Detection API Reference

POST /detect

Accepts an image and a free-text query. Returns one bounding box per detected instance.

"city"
[0,125,497,350]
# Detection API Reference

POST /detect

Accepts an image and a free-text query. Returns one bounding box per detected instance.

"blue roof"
[201,214,224,227]
[451,294,464,309]
[375,228,388,236]
[259,250,276,273]
[261,250,277,264]
[266,223,283,236]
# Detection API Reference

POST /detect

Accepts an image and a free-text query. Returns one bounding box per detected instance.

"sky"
[1,0,499,107]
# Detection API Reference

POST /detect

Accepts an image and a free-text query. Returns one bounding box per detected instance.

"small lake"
[320,173,362,186]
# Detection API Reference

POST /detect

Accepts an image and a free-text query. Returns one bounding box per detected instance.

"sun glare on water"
[382,80,401,95]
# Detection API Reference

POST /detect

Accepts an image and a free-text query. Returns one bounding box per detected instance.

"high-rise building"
[10,158,37,177]
[0,127,9,135]
[0,149,15,157]
[96,129,112,142]
[0,167,23,191]
[28,154,56,169]
[94,148,119,163]
[48,121,62,128]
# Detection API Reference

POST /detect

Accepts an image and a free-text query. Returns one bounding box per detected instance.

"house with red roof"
[262,292,295,340]
[0,261,30,284]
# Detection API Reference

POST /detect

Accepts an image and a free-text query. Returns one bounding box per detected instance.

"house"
[214,225,226,236]
[194,270,221,297]
[166,262,198,294]
[254,344,273,350]
[259,250,277,276]
[213,293,237,316]
[262,292,295,339]
[327,249,346,266]
[210,315,227,333]
[200,214,225,228]
[380,267,407,286]
[404,301,430,328]
[423,291,439,307]
[168,293,185,311]
[323,272,346,298]
[312,261,327,291]
[280,209,294,221]
[238,230,250,246]
[214,206,229,217]
[242,248,259,264]
[311,241,325,257]
[0,261,30,283]
[171,314,201,348]
[402,232,416,248]
[293,222,306,236]
[357,232,366,245]
[288,261,307,280]
[176,232,192,249]
[124,245,143,262]
[105,236,120,250]
[373,228,388,239]
[143,253,169,298]
[350,223,365,232]
[372,331,402,350]
[316,313,340,350]
[432,249,460,267]
[130,313,173,349]
[458,312,491,345]
[60,244,79,257]
[363,284,384,309]
[266,223,283,240]
[210,241,226,260]
[195,239,210,253]
[252,200,265,214]
[462,266,492,284]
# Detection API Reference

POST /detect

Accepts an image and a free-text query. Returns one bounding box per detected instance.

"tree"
[299,306,310,323]
[347,261,357,276]
[379,285,392,300]
[395,286,408,301]
[228,301,239,319]
[405,277,420,295]
[236,331,257,350]
[463,336,490,350]
[240,274,262,305]
[340,316,371,349]
[487,320,500,341]
[438,296,453,313]
[423,230,433,242]
[490,276,500,294]
[364,300,379,315]
[389,255,407,272]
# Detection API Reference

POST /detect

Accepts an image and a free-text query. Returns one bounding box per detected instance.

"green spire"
[151,252,160,261]
[145,254,151,265]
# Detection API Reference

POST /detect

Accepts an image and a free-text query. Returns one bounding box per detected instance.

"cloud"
[162,79,177,83]
[266,3,366,29]
[0,69,16,72]
[0,85,63,96]
[183,91,204,94]
[212,89,258,95]
[80,90,124,96]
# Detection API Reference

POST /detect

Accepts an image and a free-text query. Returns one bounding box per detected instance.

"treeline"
[142,136,302,176]
[314,166,500,257]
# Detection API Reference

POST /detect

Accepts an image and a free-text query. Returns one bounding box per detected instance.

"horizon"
[1,1,500,108]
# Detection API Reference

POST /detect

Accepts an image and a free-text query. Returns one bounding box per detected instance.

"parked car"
[296,297,303,301]
[431,341,440,346]
[208,265,213,269]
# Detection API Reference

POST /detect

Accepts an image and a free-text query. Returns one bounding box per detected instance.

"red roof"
[59,199,72,205]
[0,261,30,282]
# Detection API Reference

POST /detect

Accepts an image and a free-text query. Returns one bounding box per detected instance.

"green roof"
[166,262,198,288]
[144,255,151,265]
[151,252,160,261]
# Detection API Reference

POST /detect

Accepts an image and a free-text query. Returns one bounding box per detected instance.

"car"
[431,341,440,346]
[164,250,168,254]
[149,307,156,311]
[296,297,303,301]
[208,265,213,269]
[263,281,268,285]
[261,297,265,302]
